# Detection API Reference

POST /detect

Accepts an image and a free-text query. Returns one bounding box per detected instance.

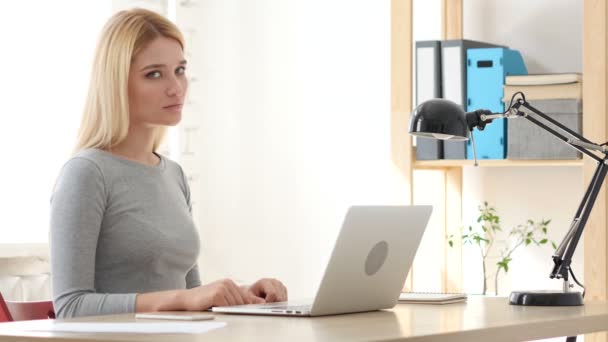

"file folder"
[466,48,527,159]
[440,40,503,159]
[415,40,442,160]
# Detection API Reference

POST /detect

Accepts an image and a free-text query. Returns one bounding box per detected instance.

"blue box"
[466,48,527,159]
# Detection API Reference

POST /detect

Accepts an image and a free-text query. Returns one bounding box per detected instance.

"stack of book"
[503,73,583,160]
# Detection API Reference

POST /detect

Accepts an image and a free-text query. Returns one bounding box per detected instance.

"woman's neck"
[108,124,160,166]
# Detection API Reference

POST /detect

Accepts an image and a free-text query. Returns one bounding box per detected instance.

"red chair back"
[0,291,54,322]
[5,301,55,321]
[0,293,14,322]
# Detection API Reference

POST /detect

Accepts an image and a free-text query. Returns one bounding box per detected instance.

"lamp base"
[509,290,583,306]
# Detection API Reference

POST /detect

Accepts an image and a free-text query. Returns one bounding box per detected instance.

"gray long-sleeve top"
[50,149,201,318]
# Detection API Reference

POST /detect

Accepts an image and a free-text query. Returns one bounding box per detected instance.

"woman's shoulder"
[53,150,108,195]
[70,148,141,172]
[65,149,109,171]
[59,149,107,179]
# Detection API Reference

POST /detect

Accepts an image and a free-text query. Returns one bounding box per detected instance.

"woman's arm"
[50,158,136,318]
[133,263,203,312]
[136,279,265,312]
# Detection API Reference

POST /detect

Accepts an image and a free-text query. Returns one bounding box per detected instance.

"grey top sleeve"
[179,164,202,289]
[50,158,136,318]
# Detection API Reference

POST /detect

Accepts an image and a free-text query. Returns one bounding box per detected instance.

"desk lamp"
[409,92,605,306]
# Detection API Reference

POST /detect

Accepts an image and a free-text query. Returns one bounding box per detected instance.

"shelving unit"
[391,1,608,328]
[415,159,584,169]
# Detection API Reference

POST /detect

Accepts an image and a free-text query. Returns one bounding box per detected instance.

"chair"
[0,292,54,322]
[0,293,12,322]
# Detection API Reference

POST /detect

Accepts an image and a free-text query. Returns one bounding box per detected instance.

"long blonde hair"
[74,8,185,153]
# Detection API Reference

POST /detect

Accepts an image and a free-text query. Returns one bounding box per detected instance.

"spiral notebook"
[398,292,467,304]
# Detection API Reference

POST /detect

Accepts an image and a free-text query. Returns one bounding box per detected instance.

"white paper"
[0,319,226,334]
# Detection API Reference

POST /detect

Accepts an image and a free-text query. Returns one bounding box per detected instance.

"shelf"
[414,159,584,169]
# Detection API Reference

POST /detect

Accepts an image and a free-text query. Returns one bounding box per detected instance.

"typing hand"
[185,278,264,310]
[242,278,288,303]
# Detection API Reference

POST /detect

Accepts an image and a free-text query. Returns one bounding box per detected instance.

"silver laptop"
[212,205,432,317]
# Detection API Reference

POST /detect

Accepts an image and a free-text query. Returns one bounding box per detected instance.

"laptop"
[212,205,432,317]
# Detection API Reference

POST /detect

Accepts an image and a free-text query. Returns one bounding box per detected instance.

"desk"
[1,297,608,341]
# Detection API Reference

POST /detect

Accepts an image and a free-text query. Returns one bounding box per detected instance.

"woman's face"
[128,36,188,128]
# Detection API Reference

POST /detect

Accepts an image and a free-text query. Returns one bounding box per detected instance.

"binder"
[415,40,443,160]
[440,40,504,159]
[466,48,527,159]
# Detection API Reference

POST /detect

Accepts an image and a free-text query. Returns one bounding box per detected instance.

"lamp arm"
[516,101,605,162]
[510,101,607,280]
[471,101,604,162]
[472,99,608,284]
[516,101,594,144]
[550,161,608,282]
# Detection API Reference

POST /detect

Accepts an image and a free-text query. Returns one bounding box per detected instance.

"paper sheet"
[0,319,227,334]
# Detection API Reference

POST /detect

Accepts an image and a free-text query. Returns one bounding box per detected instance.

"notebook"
[398,292,467,304]
[505,73,582,86]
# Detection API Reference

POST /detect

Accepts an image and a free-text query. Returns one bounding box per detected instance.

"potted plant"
[449,202,556,295]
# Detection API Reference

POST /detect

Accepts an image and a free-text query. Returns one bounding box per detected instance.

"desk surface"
[1,297,608,342]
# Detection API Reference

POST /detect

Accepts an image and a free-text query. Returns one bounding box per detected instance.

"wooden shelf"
[414,159,584,169]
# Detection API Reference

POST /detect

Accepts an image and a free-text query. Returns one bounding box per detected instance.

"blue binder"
[466,48,527,160]
[441,40,504,159]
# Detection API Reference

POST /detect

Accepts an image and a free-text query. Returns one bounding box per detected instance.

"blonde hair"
[74,8,185,153]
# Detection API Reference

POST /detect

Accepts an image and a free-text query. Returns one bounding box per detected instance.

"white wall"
[410,0,444,293]
[0,1,111,243]
[179,0,586,298]
[179,1,408,298]
[464,0,582,74]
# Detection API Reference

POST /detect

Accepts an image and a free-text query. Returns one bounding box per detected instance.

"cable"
[565,266,585,342]
[503,91,526,114]
[569,267,585,298]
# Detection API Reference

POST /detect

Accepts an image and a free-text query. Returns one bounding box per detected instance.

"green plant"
[449,202,556,295]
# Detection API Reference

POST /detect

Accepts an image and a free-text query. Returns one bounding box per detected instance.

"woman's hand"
[182,279,264,311]
[242,278,288,303]
[136,278,286,312]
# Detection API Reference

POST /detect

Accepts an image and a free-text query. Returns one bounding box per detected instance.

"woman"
[50,8,287,318]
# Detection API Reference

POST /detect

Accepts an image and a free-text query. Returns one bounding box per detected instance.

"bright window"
[0,1,112,243]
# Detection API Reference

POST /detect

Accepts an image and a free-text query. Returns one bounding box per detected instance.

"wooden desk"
[1,297,608,342]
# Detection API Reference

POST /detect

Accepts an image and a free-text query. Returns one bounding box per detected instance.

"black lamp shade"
[409,99,469,140]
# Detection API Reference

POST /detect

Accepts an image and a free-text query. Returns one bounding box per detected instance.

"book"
[398,292,467,305]
[505,73,582,86]
[503,82,582,101]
